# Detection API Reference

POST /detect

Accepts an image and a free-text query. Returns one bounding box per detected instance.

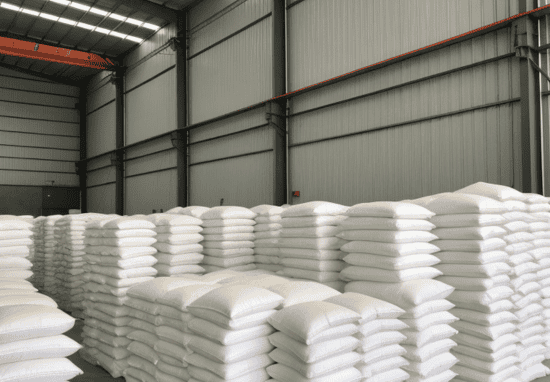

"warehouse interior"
[4,0,550,382]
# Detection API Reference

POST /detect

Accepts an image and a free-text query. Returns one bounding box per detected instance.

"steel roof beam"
[116,0,178,22]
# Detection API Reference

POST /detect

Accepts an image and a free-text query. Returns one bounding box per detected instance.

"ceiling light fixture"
[50,0,70,5]
[125,18,142,26]
[76,22,94,29]
[69,2,90,11]
[89,7,107,16]
[143,23,159,30]
[0,2,20,11]
[126,36,143,43]
[108,13,126,21]
[21,8,40,16]
[58,17,76,25]
[40,13,59,21]
[94,27,110,34]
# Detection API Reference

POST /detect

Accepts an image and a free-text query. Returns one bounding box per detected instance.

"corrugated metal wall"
[288,28,520,204]
[188,0,273,123]
[0,66,80,188]
[287,0,520,91]
[123,24,178,214]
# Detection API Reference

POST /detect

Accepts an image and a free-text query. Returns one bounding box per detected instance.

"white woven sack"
[453,343,517,363]
[278,248,342,260]
[424,194,509,215]
[254,254,280,264]
[85,255,158,269]
[432,226,507,240]
[202,264,256,273]
[0,294,57,308]
[202,226,254,234]
[356,331,407,354]
[433,238,507,252]
[455,182,526,201]
[450,309,516,326]
[341,241,440,256]
[268,348,361,379]
[360,343,407,364]
[451,364,521,382]
[188,318,274,346]
[86,228,157,238]
[268,331,359,364]
[0,257,32,269]
[85,264,157,279]
[0,305,75,344]
[340,266,442,282]
[127,278,207,303]
[267,364,362,382]
[529,221,550,231]
[0,358,83,381]
[0,280,36,290]
[402,338,457,363]
[436,250,508,265]
[403,352,458,378]
[282,268,340,282]
[340,217,435,231]
[401,324,458,347]
[166,206,209,218]
[267,301,359,343]
[202,240,254,250]
[343,253,440,271]
[337,230,437,243]
[345,279,454,308]
[434,263,511,278]
[0,230,33,240]
[0,220,32,230]
[452,321,516,340]
[155,225,202,234]
[280,226,341,238]
[0,335,81,365]
[96,217,156,230]
[155,233,204,244]
[187,335,274,364]
[203,247,254,258]
[185,353,273,380]
[201,218,256,227]
[0,246,29,256]
[84,237,157,247]
[454,352,517,374]
[153,243,203,255]
[400,311,458,331]
[201,206,257,220]
[187,284,283,319]
[155,253,204,265]
[188,366,269,382]
[85,245,157,258]
[400,299,455,319]
[344,202,434,219]
[256,215,282,223]
[254,223,283,232]
[281,215,347,227]
[0,238,32,247]
[202,255,254,268]
[277,237,346,250]
[280,258,344,272]
[437,275,510,292]
[281,201,348,217]
[266,281,341,307]
[251,204,284,216]
[147,213,202,227]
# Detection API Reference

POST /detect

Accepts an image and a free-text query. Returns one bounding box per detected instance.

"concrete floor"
[64,319,124,382]
[62,318,550,382]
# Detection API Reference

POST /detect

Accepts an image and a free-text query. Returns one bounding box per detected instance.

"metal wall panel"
[0,145,79,162]
[0,100,78,123]
[289,104,516,205]
[87,155,112,172]
[189,0,240,29]
[125,138,174,160]
[0,170,78,187]
[125,47,176,92]
[124,24,177,68]
[0,116,79,137]
[189,107,266,143]
[0,131,79,150]
[0,66,55,82]
[0,74,79,97]
[188,16,272,123]
[125,170,178,215]
[87,167,115,188]
[0,185,42,217]
[125,69,177,145]
[87,184,116,214]
[0,158,74,173]
[126,150,176,177]
[87,102,115,158]
[189,0,272,56]
[189,125,272,164]
[287,0,520,92]
[87,82,115,114]
[189,151,273,207]
[0,88,77,109]
[87,71,113,94]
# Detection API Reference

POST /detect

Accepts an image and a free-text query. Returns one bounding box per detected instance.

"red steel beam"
[0,36,115,70]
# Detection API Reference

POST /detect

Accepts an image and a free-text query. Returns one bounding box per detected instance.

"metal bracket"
[110,152,122,166]
[170,131,186,152]
[169,38,182,52]
[75,162,83,175]
[265,103,288,137]
[529,58,550,84]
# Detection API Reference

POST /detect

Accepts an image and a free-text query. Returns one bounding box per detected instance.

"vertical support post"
[517,0,543,194]
[78,87,87,213]
[175,12,188,207]
[541,14,550,196]
[272,0,287,206]
[114,66,125,215]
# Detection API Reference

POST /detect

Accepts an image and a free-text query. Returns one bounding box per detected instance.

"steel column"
[542,14,550,196]
[272,0,287,206]
[114,67,125,215]
[78,88,87,213]
[516,0,543,194]
[175,13,189,207]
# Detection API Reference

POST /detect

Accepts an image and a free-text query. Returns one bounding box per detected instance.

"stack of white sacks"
[415,192,522,382]
[166,206,210,219]
[0,279,83,381]
[184,283,283,381]
[147,214,205,277]
[55,214,107,317]
[199,206,257,273]
[80,216,158,378]
[43,215,63,296]
[32,216,46,291]
[525,193,550,359]
[276,201,349,292]
[0,216,34,281]
[251,205,284,274]
[122,277,212,382]
[339,202,459,382]
[452,183,550,382]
